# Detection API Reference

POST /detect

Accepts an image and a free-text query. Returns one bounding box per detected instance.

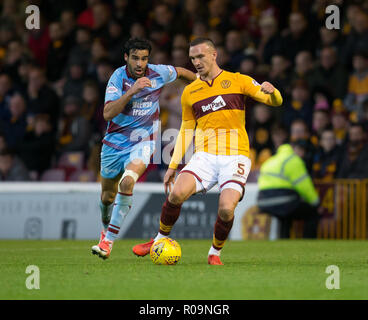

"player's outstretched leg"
[133,172,196,257]
[208,189,240,265]
[132,198,182,256]
[92,176,118,258]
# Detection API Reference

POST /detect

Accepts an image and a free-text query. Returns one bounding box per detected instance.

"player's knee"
[218,208,234,222]
[168,189,186,206]
[119,176,135,193]
[101,191,115,206]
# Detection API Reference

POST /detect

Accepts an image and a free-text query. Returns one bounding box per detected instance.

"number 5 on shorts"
[237,163,245,175]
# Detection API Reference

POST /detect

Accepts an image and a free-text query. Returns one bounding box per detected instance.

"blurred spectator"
[62,58,87,98]
[3,39,27,82]
[331,99,349,145]
[239,55,260,79]
[181,0,208,36]
[26,22,50,68]
[26,67,60,129]
[270,122,288,152]
[77,0,100,29]
[344,49,368,121]
[0,73,14,120]
[280,12,315,62]
[80,80,105,134]
[291,51,314,87]
[112,0,137,33]
[362,99,368,132]
[18,114,55,176]
[0,148,30,181]
[0,133,7,152]
[342,9,368,68]
[0,93,27,149]
[95,58,114,97]
[312,127,343,181]
[256,15,281,65]
[151,50,170,65]
[92,2,111,39]
[309,47,348,100]
[60,9,77,48]
[108,19,127,67]
[216,46,232,70]
[282,79,313,129]
[207,0,231,31]
[231,0,278,38]
[225,30,246,71]
[68,27,92,72]
[311,109,330,146]
[337,122,368,179]
[318,26,344,55]
[129,22,146,39]
[289,118,315,173]
[269,53,292,95]
[46,22,71,82]
[172,47,193,71]
[249,103,274,169]
[160,79,187,131]
[207,29,224,47]
[57,96,91,156]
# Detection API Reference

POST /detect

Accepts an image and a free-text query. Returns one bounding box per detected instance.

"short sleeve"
[157,64,178,85]
[105,70,123,104]
[238,73,261,98]
[181,88,195,121]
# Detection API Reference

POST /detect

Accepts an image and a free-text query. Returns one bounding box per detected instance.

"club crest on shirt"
[221,80,231,89]
[150,79,157,88]
[106,86,118,94]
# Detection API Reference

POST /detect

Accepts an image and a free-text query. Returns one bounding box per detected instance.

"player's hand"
[129,77,151,95]
[164,168,176,195]
[260,81,275,94]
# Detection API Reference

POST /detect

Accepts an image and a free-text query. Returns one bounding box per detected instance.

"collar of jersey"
[200,70,223,87]
[125,66,149,79]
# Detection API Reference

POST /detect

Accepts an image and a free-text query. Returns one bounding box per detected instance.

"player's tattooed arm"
[103,77,151,121]
[176,67,197,82]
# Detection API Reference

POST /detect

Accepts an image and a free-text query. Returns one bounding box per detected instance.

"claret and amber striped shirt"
[169,70,283,169]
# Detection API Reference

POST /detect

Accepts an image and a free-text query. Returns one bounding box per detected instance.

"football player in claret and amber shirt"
[133,38,283,265]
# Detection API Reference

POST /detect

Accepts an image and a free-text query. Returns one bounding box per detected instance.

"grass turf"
[0,239,367,300]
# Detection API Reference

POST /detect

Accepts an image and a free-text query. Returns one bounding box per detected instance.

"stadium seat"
[68,170,97,182]
[57,152,84,170]
[40,169,66,181]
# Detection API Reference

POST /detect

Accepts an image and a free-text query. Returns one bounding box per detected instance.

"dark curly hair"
[123,38,152,56]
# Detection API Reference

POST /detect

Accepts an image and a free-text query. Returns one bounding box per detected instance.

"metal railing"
[291,179,368,240]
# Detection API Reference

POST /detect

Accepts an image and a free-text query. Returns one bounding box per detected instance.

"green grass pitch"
[0,239,367,300]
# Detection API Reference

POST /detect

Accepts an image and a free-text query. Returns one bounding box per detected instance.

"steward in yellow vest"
[257,142,320,238]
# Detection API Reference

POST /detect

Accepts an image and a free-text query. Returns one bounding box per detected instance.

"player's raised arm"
[175,67,197,82]
[240,74,283,107]
[103,77,151,121]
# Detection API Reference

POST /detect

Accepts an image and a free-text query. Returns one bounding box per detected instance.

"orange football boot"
[132,238,154,257]
[208,255,224,265]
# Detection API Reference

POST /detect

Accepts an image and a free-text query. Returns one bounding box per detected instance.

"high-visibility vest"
[258,144,319,205]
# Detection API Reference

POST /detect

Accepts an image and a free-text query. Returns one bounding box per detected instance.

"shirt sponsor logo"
[201,96,226,113]
[168,66,174,77]
[190,87,204,94]
[132,109,150,116]
[150,79,157,88]
[132,101,153,109]
[106,86,118,93]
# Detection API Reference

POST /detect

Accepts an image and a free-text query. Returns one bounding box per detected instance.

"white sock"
[208,246,221,256]
[154,232,168,242]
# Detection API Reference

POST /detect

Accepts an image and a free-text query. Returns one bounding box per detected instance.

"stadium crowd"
[0,0,368,182]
